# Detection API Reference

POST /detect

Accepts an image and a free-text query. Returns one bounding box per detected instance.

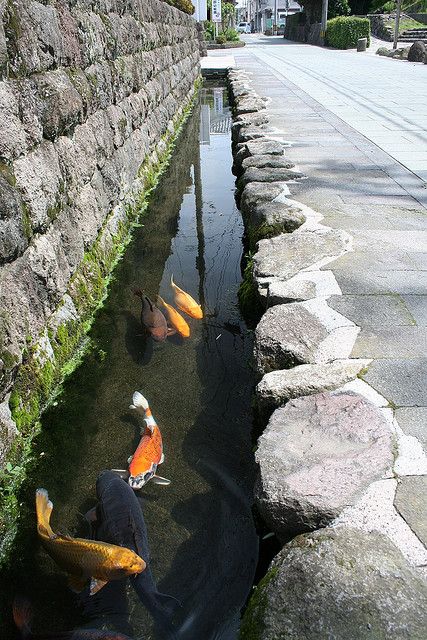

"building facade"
[241,0,302,33]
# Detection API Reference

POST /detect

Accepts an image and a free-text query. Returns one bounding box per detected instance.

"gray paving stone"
[403,295,427,326]
[395,407,427,450]
[329,294,415,328]
[394,476,427,546]
[362,359,427,406]
[332,269,427,295]
[352,327,427,358]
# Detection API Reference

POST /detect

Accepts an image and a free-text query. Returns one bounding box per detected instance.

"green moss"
[0,162,16,187]
[0,80,201,566]
[247,222,285,252]
[0,350,18,370]
[240,566,279,640]
[21,203,33,241]
[238,253,264,328]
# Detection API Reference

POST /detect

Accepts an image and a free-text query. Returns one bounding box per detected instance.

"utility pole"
[274,0,278,34]
[320,0,329,45]
[393,0,402,50]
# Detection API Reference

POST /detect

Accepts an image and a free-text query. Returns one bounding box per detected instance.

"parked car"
[237,22,251,34]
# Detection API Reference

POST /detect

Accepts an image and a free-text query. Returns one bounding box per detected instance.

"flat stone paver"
[329,294,416,327]
[362,359,427,406]
[395,408,427,451]
[394,476,427,546]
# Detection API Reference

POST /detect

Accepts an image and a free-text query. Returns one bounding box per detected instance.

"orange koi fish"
[35,489,145,596]
[170,275,203,319]
[156,295,190,338]
[127,391,171,490]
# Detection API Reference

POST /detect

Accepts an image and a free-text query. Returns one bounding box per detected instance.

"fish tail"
[35,488,54,538]
[13,596,33,638]
[132,391,150,412]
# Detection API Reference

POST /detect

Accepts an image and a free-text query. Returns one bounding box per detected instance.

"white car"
[237,22,251,34]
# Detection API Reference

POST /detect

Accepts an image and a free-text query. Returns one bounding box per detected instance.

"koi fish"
[93,471,180,637]
[170,275,203,319]
[13,596,134,639]
[35,489,145,596]
[127,391,170,489]
[156,295,190,338]
[134,290,171,342]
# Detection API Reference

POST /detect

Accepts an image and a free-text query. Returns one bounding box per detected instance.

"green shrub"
[162,0,195,15]
[216,34,226,44]
[329,0,351,18]
[204,20,215,41]
[223,27,240,42]
[326,16,370,49]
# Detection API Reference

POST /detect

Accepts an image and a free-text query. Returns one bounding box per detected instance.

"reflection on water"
[0,85,257,640]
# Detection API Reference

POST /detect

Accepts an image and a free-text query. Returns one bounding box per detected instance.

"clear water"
[1,86,258,639]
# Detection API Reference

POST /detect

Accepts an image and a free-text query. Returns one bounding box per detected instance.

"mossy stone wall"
[0,0,200,556]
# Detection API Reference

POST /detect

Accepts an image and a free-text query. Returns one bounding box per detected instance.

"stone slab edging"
[228,67,427,637]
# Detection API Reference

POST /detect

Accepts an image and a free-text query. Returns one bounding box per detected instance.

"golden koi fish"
[156,295,190,338]
[36,489,145,595]
[170,275,203,319]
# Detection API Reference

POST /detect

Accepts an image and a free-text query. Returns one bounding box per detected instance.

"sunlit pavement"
[226,34,427,182]
[206,37,427,501]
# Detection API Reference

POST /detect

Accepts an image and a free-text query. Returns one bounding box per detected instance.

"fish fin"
[35,488,55,538]
[151,475,171,485]
[170,274,175,289]
[90,578,109,596]
[68,574,88,593]
[111,469,129,480]
[12,596,33,637]
[127,455,133,464]
[129,404,136,410]
[145,295,154,312]
[132,391,149,411]
[156,294,165,307]
[167,327,177,336]
[160,453,165,464]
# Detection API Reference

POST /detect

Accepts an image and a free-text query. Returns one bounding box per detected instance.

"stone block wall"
[0,1,199,465]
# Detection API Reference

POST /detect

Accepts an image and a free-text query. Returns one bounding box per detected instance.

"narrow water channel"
[1,85,258,639]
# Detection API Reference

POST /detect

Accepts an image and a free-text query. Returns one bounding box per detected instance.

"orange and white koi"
[127,392,171,490]
[156,295,190,338]
[170,275,203,319]
[35,489,145,596]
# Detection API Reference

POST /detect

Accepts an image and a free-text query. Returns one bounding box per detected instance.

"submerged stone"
[241,527,427,640]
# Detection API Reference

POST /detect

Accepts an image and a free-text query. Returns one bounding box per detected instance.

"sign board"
[213,88,224,115]
[212,0,222,23]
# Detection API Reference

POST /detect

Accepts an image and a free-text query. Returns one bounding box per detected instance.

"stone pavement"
[236,35,427,183]
[209,41,427,575]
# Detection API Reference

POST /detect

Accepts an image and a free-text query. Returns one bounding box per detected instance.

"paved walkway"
[207,39,427,560]
[237,35,427,184]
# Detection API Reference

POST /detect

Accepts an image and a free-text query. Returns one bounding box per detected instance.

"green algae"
[238,252,264,328]
[240,566,279,640]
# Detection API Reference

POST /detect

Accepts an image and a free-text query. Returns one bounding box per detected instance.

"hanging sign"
[212,0,222,23]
